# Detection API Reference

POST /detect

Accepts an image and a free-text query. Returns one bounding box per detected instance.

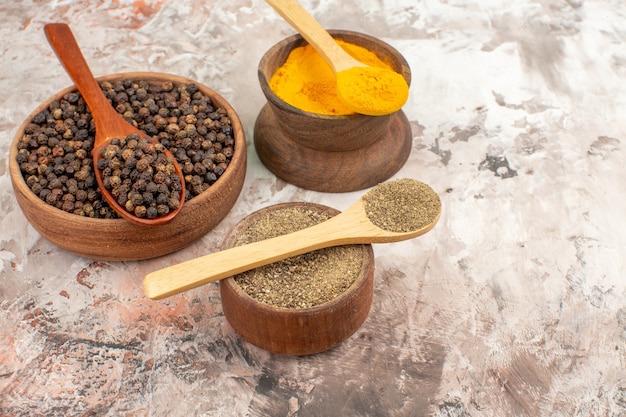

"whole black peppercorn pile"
[97,133,182,219]
[15,79,235,218]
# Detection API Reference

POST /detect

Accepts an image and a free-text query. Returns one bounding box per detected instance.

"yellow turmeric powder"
[336,66,409,116]
[269,40,403,116]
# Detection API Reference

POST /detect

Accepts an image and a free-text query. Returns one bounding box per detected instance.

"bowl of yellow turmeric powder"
[254,30,412,193]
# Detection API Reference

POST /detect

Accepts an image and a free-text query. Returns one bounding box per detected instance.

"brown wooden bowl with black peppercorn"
[9,72,246,261]
[219,202,375,356]
[254,30,412,193]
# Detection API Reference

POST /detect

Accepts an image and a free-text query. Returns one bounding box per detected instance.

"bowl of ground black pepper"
[254,30,412,192]
[9,72,246,261]
[219,202,375,356]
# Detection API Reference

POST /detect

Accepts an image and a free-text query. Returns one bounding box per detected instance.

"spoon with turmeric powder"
[265,0,409,116]
[143,178,440,299]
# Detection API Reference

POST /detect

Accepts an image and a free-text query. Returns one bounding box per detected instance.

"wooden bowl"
[254,30,412,193]
[219,202,375,356]
[9,72,246,261]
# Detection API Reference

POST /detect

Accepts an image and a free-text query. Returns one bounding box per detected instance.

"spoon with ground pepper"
[44,23,185,225]
[265,0,409,116]
[143,178,440,299]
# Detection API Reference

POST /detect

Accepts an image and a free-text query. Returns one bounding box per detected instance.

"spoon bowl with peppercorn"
[9,71,247,261]
[44,23,185,226]
[143,178,441,300]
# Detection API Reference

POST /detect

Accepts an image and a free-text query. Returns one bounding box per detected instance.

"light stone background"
[1,0,626,416]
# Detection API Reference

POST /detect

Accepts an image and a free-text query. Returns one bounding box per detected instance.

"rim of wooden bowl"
[9,71,247,261]
[219,202,375,355]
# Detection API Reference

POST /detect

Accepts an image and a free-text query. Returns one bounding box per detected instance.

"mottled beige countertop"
[1,1,625,416]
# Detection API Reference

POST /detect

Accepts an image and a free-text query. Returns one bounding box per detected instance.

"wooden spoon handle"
[143,191,440,300]
[143,213,357,299]
[44,24,113,119]
[264,0,360,72]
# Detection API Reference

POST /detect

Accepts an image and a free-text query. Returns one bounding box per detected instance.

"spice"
[336,66,409,116]
[97,133,182,218]
[16,79,234,218]
[363,178,441,233]
[232,206,366,309]
[269,40,397,115]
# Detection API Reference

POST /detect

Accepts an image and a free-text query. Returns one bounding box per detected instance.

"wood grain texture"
[255,104,412,192]
[9,72,247,261]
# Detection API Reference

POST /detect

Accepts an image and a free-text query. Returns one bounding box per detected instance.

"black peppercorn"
[17,77,235,217]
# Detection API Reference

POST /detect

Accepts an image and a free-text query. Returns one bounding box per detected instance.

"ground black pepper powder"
[15,79,234,218]
[363,178,441,233]
[232,206,367,309]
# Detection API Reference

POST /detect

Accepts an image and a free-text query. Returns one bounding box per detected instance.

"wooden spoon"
[44,23,185,226]
[143,179,441,299]
[265,0,409,116]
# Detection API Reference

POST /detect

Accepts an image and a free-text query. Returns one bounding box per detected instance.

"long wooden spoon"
[143,179,441,299]
[44,23,185,226]
[265,0,409,116]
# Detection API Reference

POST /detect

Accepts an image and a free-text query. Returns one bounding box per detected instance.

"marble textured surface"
[1,0,625,416]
